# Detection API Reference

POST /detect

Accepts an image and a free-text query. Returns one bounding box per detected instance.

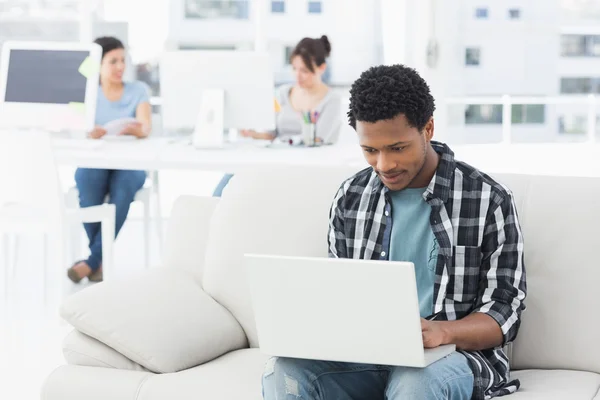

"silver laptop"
[245,254,455,368]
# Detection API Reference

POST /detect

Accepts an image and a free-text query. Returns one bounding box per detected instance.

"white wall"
[324,0,379,84]
[437,0,592,144]
[450,0,560,96]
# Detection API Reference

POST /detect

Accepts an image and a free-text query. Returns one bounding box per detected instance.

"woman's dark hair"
[290,35,331,73]
[94,36,125,59]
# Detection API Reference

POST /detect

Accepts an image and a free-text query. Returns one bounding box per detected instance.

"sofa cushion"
[42,365,152,400]
[60,268,248,373]
[509,176,600,373]
[138,349,269,400]
[162,195,220,279]
[63,330,149,372]
[509,370,600,399]
[202,166,358,347]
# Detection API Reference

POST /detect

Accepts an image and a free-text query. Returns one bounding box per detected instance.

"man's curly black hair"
[347,64,436,131]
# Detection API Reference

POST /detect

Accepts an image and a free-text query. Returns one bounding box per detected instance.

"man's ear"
[424,118,435,142]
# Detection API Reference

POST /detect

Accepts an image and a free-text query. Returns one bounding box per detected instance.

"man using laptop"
[262,65,527,399]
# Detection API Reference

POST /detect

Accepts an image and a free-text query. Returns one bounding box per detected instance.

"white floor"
[0,218,165,400]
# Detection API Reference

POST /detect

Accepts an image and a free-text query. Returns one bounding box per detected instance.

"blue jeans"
[262,352,473,400]
[74,168,146,271]
[213,173,234,197]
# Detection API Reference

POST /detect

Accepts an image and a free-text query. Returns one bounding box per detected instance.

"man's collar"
[425,141,456,203]
[372,141,456,203]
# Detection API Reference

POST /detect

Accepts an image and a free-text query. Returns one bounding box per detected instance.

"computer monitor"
[159,50,276,146]
[0,41,102,133]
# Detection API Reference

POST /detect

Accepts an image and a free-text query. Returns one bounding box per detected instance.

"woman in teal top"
[67,37,152,283]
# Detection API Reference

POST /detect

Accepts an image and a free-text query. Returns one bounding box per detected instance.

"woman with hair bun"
[213,35,342,196]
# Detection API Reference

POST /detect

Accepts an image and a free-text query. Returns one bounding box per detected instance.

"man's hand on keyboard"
[89,126,107,139]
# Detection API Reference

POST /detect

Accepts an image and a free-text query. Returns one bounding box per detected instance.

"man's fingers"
[421,318,430,331]
[422,332,432,347]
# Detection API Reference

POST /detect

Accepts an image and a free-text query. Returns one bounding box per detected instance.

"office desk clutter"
[301,110,319,146]
[159,50,275,149]
[103,117,139,137]
[212,35,342,196]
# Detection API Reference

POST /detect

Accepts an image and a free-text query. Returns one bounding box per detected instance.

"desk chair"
[0,130,116,305]
[65,170,162,270]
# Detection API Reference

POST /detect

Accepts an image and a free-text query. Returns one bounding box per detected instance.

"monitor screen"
[4,49,89,104]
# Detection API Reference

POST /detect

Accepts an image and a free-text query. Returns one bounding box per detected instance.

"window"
[475,7,488,19]
[512,105,545,124]
[135,62,160,96]
[508,8,520,19]
[284,46,294,65]
[560,0,600,21]
[271,1,285,13]
[184,0,249,19]
[558,115,587,134]
[465,105,502,124]
[465,48,481,66]
[561,35,587,56]
[561,34,600,57]
[308,1,322,14]
[560,77,593,94]
[0,1,81,45]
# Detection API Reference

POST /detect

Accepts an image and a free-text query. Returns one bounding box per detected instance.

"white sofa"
[43,166,600,400]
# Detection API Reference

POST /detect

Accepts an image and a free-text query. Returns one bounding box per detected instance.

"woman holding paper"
[213,35,342,196]
[67,36,151,283]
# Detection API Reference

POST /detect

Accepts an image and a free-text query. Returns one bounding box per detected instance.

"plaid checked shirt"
[327,141,527,399]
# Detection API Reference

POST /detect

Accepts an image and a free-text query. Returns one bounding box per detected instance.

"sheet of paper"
[103,117,139,136]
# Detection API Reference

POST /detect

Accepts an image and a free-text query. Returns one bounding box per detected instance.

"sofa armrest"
[60,268,248,374]
[162,195,220,281]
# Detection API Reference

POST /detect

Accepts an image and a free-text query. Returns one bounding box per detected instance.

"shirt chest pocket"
[448,245,482,303]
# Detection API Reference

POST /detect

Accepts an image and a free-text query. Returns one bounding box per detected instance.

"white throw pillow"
[60,268,248,373]
[63,330,150,372]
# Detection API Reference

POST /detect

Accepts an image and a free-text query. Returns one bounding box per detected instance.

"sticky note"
[274,98,281,113]
[78,56,98,79]
[69,102,86,114]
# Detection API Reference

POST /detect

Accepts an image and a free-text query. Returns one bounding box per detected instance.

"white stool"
[65,184,157,268]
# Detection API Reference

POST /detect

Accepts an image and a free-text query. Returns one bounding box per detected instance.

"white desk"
[52,136,600,178]
[53,137,368,172]
[53,137,167,171]
[156,140,366,172]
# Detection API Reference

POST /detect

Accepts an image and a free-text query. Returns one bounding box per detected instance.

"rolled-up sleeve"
[474,191,527,345]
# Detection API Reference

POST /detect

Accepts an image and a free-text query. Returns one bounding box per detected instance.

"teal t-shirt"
[95,81,149,126]
[389,187,438,318]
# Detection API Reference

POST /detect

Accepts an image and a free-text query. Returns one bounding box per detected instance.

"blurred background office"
[1,1,600,398]
[1,0,598,144]
[1,0,599,291]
